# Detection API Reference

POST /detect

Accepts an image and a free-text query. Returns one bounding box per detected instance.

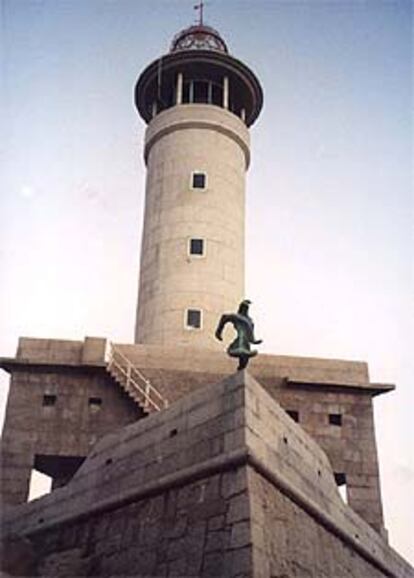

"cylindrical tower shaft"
[135,105,250,348]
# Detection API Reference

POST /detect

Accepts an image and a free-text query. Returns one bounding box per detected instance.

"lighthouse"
[2,12,409,570]
[134,20,263,349]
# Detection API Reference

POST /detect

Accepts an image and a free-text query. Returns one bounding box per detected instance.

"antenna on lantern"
[194,1,205,26]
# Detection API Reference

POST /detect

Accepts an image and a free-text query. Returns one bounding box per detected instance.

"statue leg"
[238,355,249,371]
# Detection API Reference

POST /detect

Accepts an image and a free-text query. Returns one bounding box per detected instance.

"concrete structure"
[0,338,143,505]
[0,337,392,536]
[134,25,262,348]
[1,373,413,577]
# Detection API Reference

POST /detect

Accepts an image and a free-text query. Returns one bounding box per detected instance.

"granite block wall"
[249,468,385,578]
[0,365,142,505]
[264,382,384,532]
[1,371,412,578]
[108,343,386,533]
[0,338,390,535]
[30,470,252,578]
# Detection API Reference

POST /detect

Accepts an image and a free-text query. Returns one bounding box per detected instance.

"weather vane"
[194,1,205,26]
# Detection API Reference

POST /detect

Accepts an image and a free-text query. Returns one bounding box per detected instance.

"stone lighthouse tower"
[134,22,263,349]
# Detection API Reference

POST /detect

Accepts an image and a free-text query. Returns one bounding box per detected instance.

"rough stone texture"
[249,469,385,578]
[29,473,252,578]
[0,338,143,506]
[116,341,373,385]
[1,371,412,578]
[135,104,250,349]
[0,534,37,576]
[0,338,391,533]
[16,336,106,365]
[269,381,384,532]
[114,342,389,533]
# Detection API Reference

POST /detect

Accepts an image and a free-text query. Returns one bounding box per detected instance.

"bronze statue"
[215,300,262,370]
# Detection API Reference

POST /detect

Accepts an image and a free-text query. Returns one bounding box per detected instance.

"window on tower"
[186,309,202,329]
[189,238,205,256]
[191,172,207,190]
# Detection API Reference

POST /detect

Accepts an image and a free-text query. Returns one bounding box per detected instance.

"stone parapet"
[115,342,391,392]
[3,339,389,393]
[3,340,392,394]
[10,336,108,366]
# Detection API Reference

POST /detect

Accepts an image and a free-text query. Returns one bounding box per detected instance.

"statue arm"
[249,321,262,345]
[215,314,230,341]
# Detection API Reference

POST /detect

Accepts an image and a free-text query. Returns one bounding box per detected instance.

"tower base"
[1,372,412,577]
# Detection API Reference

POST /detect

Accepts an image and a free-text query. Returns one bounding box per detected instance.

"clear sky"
[1,0,412,564]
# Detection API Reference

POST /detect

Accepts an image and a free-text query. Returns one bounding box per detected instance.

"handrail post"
[127,363,131,390]
[144,382,150,408]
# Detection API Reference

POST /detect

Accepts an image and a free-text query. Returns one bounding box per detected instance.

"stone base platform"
[109,343,394,536]
[0,337,395,532]
[1,371,412,577]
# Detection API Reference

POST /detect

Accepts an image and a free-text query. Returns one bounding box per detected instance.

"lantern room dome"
[170,24,228,54]
[135,24,263,128]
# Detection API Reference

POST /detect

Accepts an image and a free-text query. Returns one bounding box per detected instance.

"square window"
[286,409,299,423]
[329,413,342,426]
[189,238,204,256]
[42,394,56,407]
[192,172,207,189]
[88,397,102,407]
[186,309,202,329]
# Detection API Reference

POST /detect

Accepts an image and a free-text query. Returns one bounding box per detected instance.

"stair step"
[106,347,167,414]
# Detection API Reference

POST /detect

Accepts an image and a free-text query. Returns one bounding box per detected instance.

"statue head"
[237,299,252,315]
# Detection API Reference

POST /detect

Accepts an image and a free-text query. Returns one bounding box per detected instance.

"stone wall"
[0,339,142,505]
[2,372,412,578]
[266,382,384,532]
[16,336,107,365]
[0,338,391,532]
[116,342,372,386]
[249,468,385,578]
[30,470,252,578]
[113,342,388,533]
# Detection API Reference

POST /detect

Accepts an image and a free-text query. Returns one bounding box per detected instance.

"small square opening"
[329,413,342,426]
[42,394,56,407]
[286,409,299,423]
[334,472,348,503]
[88,397,102,407]
[192,172,207,189]
[186,309,202,329]
[189,238,204,256]
[334,472,347,486]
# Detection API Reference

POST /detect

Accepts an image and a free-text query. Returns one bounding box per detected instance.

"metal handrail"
[106,343,168,412]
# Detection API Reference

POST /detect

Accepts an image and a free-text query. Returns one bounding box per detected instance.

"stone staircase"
[106,343,168,414]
